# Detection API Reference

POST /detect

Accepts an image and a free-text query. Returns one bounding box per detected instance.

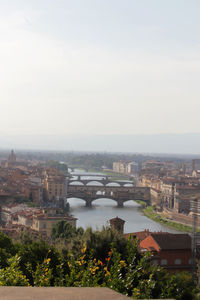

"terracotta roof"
[151,233,191,250]
[124,230,152,241]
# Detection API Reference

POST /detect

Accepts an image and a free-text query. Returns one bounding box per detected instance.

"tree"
[0,231,16,268]
[82,227,128,262]
[51,221,84,241]
[0,255,29,286]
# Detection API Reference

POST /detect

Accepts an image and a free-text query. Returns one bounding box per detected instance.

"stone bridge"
[69,178,133,186]
[69,174,133,187]
[67,185,150,207]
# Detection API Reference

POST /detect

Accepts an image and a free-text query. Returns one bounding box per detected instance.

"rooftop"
[151,233,191,250]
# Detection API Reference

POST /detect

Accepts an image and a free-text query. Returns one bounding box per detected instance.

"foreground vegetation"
[0,226,197,299]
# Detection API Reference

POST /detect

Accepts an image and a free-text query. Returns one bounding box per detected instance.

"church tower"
[109,216,125,234]
[8,150,16,165]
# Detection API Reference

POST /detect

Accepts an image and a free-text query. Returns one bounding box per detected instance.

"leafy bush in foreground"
[0,230,197,299]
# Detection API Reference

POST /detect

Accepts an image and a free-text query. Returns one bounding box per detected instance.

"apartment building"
[113,161,138,175]
[43,168,67,201]
[1,205,76,238]
[140,233,192,273]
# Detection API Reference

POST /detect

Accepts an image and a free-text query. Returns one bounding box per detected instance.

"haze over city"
[1,2,200,296]
[1,0,200,153]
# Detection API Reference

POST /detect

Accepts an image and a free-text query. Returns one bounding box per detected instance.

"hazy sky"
[1,0,200,136]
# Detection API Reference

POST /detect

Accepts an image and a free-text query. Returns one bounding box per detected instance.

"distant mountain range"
[0,133,200,155]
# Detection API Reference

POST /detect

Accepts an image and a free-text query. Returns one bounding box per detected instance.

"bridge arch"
[123,183,134,187]
[92,197,118,206]
[69,181,84,186]
[67,197,87,205]
[86,181,104,186]
[106,182,121,187]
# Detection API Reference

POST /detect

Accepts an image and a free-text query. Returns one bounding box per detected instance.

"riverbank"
[135,201,193,233]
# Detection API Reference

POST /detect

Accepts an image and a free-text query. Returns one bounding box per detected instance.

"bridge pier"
[117,200,124,208]
[85,199,92,207]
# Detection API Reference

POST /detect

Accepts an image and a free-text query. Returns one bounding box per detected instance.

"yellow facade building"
[43,168,66,201]
[31,209,77,237]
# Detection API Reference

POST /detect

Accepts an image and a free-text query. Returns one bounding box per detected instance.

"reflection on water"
[68,198,178,234]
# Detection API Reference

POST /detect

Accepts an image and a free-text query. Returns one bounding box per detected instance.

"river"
[67,170,178,234]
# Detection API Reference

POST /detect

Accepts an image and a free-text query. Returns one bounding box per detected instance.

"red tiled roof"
[124,230,152,241]
[151,233,191,250]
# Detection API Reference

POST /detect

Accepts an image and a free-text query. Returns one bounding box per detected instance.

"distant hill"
[0,133,200,155]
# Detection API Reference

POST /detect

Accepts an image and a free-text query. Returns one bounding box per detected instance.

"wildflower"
[104,266,111,276]
[98,260,103,266]
[81,243,87,254]
[119,260,127,267]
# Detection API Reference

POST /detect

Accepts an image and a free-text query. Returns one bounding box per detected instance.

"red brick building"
[140,233,192,273]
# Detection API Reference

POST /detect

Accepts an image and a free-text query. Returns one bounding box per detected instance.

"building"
[109,216,125,234]
[31,209,77,237]
[1,204,77,238]
[150,188,162,206]
[8,150,16,165]
[126,162,138,174]
[43,169,67,201]
[139,233,192,273]
[174,185,200,214]
[160,178,177,209]
[124,229,153,242]
[113,161,138,175]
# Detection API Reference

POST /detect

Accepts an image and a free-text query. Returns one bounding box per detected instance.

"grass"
[134,200,147,208]
[142,206,194,233]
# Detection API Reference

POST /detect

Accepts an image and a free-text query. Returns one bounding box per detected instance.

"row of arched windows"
[152,258,192,266]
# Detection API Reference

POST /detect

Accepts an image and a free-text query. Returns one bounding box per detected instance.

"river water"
[67,170,178,234]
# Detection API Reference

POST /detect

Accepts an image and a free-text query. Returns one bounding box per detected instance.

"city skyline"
[1,132,200,154]
[1,0,200,140]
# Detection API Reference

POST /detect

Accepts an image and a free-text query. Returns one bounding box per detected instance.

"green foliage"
[82,227,128,262]
[0,231,16,268]
[158,272,196,300]
[15,236,60,286]
[143,206,193,232]
[135,200,147,208]
[0,255,29,286]
[0,229,197,299]
[51,221,84,241]
[34,257,52,287]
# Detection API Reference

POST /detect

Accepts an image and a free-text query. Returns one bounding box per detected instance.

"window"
[152,259,158,265]
[43,222,46,229]
[174,259,181,265]
[189,258,193,265]
[161,259,167,265]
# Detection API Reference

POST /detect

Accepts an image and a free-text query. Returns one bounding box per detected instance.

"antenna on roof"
[191,197,198,281]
